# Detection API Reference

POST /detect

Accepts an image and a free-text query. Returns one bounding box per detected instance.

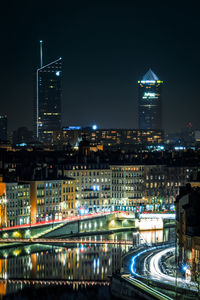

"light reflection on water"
[0,227,174,298]
[0,244,122,281]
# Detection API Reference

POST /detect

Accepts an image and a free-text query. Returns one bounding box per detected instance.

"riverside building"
[61,165,112,213]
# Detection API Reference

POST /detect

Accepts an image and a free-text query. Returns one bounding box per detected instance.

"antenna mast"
[40,40,43,67]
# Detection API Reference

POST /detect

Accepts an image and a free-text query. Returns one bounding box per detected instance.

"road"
[128,245,198,292]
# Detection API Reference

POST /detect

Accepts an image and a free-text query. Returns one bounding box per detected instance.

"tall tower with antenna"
[33,41,62,143]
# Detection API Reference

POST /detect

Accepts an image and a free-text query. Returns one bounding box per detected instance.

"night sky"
[0,1,199,133]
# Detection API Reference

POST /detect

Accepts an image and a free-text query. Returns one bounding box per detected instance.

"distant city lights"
[92,124,98,130]
[174,146,186,151]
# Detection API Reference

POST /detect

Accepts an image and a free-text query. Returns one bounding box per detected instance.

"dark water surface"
[0,227,175,299]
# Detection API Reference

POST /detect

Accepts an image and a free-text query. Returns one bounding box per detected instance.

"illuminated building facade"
[0,179,7,228]
[0,179,75,227]
[62,166,112,213]
[111,165,144,211]
[138,69,163,130]
[0,114,7,142]
[34,57,62,143]
[6,182,30,227]
[27,179,75,223]
[53,127,163,148]
[111,165,194,211]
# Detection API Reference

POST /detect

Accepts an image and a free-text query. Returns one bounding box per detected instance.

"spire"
[142,69,159,81]
[40,40,43,68]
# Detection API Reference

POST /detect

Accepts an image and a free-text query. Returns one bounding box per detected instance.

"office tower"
[0,114,7,142]
[34,41,62,143]
[138,69,163,130]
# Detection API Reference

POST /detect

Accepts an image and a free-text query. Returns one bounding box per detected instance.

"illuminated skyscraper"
[34,41,62,143]
[138,69,163,130]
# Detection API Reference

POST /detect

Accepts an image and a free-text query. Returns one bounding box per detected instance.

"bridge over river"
[0,211,175,240]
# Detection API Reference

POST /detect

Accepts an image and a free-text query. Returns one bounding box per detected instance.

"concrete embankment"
[111,274,173,300]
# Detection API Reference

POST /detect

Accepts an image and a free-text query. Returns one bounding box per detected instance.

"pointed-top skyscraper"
[34,41,62,143]
[138,69,163,130]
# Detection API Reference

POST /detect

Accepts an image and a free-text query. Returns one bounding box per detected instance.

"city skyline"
[0,2,200,133]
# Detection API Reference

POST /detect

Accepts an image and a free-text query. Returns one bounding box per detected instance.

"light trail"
[148,247,198,290]
[130,246,157,276]
[0,210,133,231]
[0,211,174,231]
[149,247,175,283]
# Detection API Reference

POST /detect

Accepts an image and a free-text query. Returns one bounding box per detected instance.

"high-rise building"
[138,69,163,130]
[0,114,7,142]
[34,41,62,143]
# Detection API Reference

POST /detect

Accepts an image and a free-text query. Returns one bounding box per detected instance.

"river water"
[0,227,174,299]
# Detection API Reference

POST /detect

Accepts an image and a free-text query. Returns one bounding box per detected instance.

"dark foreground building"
[176,181,200,280]
[138,69,163,130]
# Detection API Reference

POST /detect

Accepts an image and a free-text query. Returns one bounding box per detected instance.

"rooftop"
[142,69,159,81]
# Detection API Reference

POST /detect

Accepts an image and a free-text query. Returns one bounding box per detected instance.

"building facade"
[27,179,75,223]
[62,165,112,213]
[138,69,162,130]
[144,165,193,211]
[0,114,7,142]
[176,182,200,280]
[5,182,30,227]
[53,127,163,148]
[111,165,144,211]
[34,58,62,143]
[0,179,7,228]
[111,164,194,212]
[0,178,75,227]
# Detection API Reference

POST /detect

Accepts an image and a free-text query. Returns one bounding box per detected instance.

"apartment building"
[61,165,112,213]
[6,182,30,226]
[0,177,75,227]
[111,165,195,211]
[27,179,75,223]
[111,165,144,211]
